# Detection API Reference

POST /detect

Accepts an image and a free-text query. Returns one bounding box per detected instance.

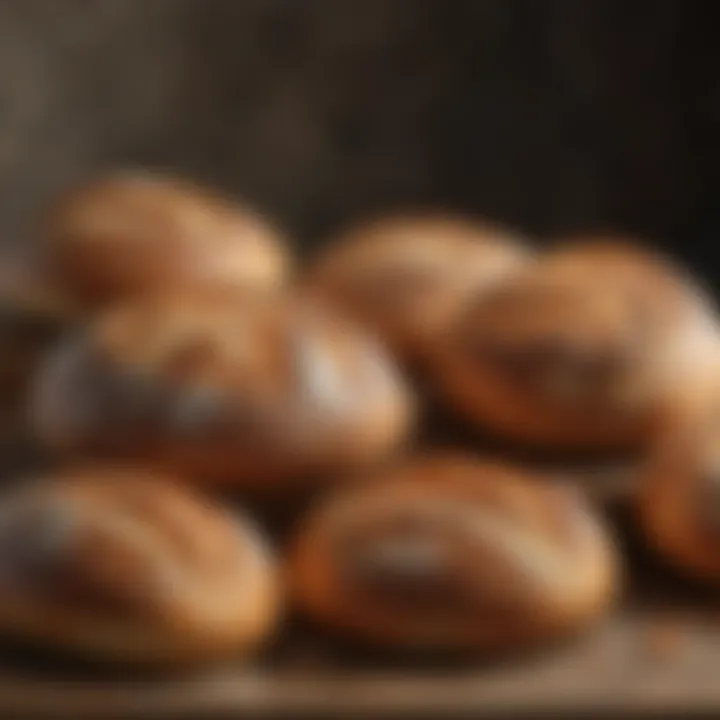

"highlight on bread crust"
[34,171,290,313]
[0,468,280,665]
[288,455,618,651]
[639,350,720,581]
[308,214,529,364]
[429,238,719,450]
[30,291,415,488]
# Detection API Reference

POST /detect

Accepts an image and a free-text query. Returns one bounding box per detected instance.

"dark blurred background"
[0,1,717,272]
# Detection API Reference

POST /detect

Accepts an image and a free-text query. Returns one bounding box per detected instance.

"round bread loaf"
[34,171,290,312]
[31,291,415,488]
[430,239,718,450]
[0,468,280,666]
[289,455,618,651]
[309,214,529,364]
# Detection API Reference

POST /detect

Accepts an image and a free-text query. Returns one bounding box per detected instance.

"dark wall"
[0,1,717,271]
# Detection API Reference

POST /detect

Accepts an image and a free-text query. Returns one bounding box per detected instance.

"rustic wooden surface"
[1,611,720,718]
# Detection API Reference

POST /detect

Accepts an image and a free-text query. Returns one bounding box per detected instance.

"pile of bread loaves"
[0,170,718,669]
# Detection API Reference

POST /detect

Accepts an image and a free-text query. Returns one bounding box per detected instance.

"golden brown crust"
[0,468,280,665]
[288,455,618,651]
[308,214,529,363]
[639,350,720,580]
[430,238,718,450]
[34,171,290,313]
[30,291,415,488]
